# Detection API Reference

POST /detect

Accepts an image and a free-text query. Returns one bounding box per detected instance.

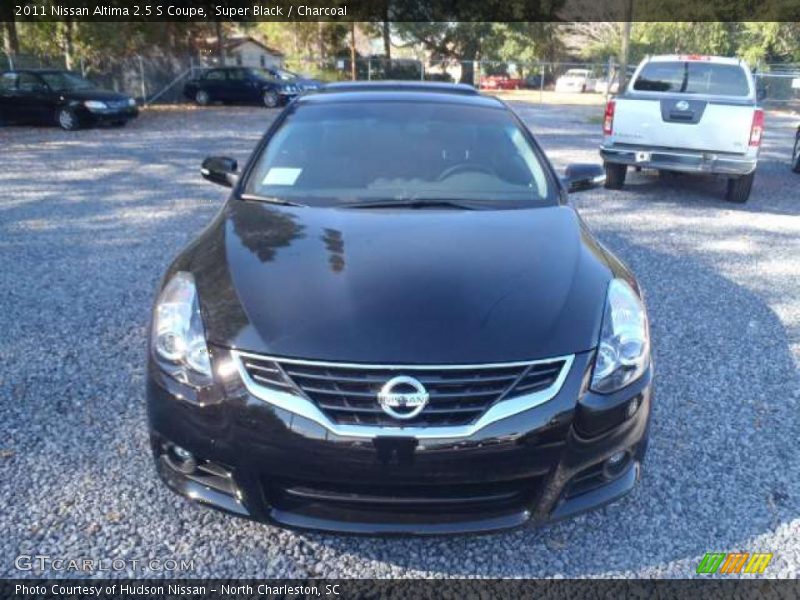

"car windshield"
[243,101,555,208]
[633,61,750,96]
[39,72,95,91]
[272,68,299,80]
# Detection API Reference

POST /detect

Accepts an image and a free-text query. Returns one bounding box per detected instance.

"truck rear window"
[632,62,750,97]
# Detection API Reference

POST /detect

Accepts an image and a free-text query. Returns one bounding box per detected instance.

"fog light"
[626,398,639,418]
[167,444,197,474]
[603,450,629,479]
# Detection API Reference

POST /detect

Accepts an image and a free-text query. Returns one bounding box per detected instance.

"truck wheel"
[604,163,627,190]
[725,173,754,203]
[792,132,800,173]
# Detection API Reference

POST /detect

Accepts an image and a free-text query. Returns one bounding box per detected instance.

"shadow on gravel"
[301,237,798,578]
[619,161,800,217]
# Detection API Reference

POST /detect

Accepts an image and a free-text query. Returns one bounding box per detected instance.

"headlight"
[127,97,136,107]
[590,279,650,394]
[152,272,212,387]
[83,100,107,111]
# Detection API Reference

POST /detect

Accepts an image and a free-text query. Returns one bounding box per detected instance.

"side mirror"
[201,156,238,188]
[564,163,606,192]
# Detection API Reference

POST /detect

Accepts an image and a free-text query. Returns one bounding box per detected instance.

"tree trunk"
[460,61,475,85]
[3,18,20,56]
[63,20,74,70]
[459,42,480,86]
[618,2,633,91]
[215,21,225,66]
[350,22,357,81]
[382,21,391,59]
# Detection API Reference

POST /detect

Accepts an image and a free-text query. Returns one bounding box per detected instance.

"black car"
[0,69,138,130]
[263,66,324,93]
[148,82,653,534]
[183,67,299,108]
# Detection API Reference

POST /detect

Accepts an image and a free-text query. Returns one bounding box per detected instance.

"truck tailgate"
[612,97,754,154]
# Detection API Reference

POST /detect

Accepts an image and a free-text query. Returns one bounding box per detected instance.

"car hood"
[62,88,130,102]
[292,77,323,88]
[190,201,614,364]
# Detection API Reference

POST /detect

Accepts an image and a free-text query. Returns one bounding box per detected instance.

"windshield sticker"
[262,168,302,186]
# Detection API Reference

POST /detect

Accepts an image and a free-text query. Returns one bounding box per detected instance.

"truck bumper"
[600,145,757,176]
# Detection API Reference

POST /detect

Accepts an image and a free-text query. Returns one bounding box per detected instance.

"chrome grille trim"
[231,350,575,440]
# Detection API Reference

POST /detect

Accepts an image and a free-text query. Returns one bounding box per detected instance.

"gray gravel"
[1,102,798,579]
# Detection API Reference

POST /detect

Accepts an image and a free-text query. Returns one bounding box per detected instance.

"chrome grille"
[238,354,568,427]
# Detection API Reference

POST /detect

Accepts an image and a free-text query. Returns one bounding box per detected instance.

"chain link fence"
[2,51,798,110]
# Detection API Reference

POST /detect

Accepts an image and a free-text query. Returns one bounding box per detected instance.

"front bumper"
[147,348,653,535]
[79,106,139,125]
[600,144,757,176]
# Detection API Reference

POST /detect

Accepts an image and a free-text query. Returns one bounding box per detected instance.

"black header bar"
[3,0,800,22]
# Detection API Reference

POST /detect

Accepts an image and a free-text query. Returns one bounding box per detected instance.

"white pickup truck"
[600,55,764,203]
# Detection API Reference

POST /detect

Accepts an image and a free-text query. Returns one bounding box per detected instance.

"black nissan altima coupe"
[148,82,653,534]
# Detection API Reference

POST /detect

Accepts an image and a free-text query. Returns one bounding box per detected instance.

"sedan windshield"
[244,101,555,208]
[39,72,95,91]
[272,68,299,80]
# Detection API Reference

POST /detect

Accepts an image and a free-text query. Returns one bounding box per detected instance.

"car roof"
[299,81,504,109]
[646,54,745,66]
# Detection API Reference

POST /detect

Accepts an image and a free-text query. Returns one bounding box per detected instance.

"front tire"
[195,90,210,106]
[725,172,754,203]
[792,131,800,173]
[604,162,627,190]
[57,108,79,131]
[263,90,279,108]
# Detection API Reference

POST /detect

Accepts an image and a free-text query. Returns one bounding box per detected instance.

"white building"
[201,36,284,69]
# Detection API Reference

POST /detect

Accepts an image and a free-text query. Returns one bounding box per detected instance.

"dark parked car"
[183,67,299,108]
[0,69,138,130]
[263,66,324,92]
[793,125,800,173]
[148,82,653,534]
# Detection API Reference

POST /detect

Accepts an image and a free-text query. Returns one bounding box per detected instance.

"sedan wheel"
[263,90,279,108]
[57,108,79,131]
[195,90,210,106]
[792,132,800,173]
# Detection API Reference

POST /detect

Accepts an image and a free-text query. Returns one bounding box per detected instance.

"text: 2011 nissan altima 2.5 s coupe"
[147,82,653,534]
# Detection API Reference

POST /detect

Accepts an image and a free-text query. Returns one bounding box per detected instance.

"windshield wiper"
[340,198,479,210]
[239,193,306,207]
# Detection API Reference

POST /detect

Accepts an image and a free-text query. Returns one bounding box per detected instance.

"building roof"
[202,36,284,57]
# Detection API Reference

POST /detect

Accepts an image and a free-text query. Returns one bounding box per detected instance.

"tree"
[3,18,20,56]
[394,22,495,84]
[492,23,565,74]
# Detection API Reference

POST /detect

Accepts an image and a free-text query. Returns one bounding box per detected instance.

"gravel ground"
[1,102,798,579]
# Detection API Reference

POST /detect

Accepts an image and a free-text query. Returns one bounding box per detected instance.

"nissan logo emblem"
[676,100,690,111]
[377,376,429,420]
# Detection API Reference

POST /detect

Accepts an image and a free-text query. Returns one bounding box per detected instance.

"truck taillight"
[603,100,615,135]
[749,109,764,146]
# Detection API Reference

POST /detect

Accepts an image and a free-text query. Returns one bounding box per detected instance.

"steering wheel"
[436,162,497,182]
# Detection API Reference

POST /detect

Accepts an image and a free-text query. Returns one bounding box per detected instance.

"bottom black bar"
[2,579,798,600]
